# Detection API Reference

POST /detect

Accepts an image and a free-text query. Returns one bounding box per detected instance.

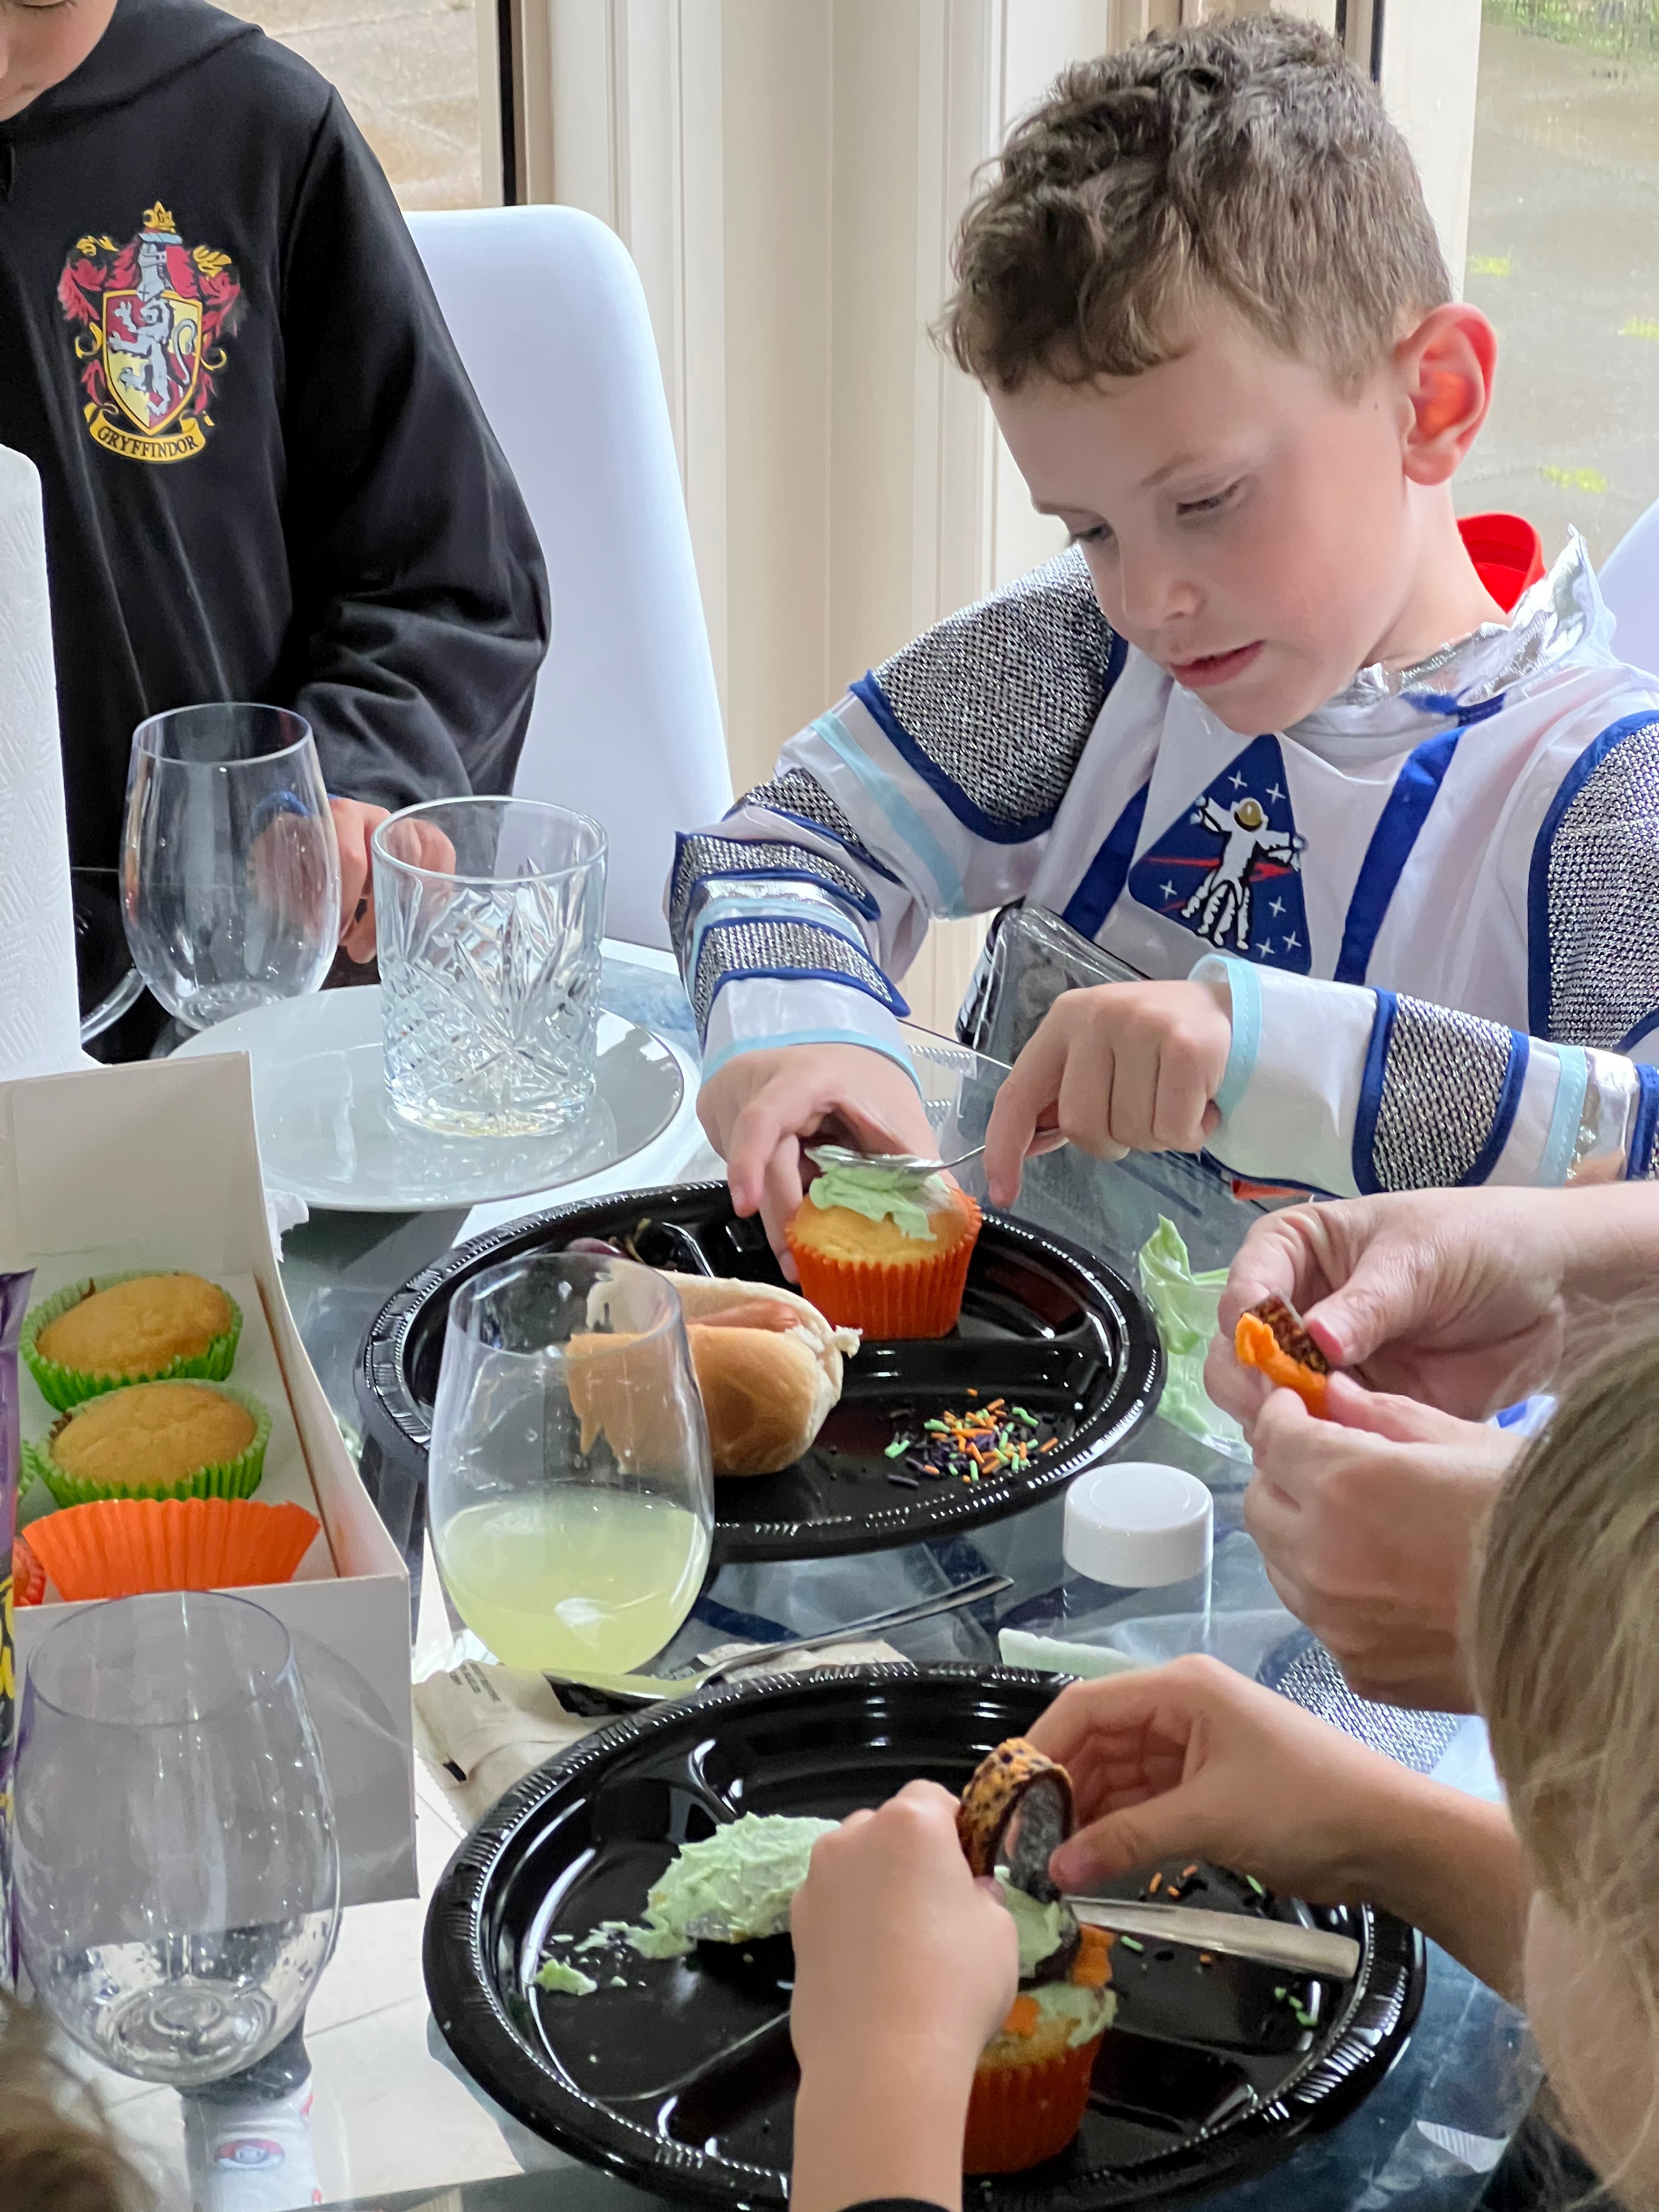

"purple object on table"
[0,1266,36,1993]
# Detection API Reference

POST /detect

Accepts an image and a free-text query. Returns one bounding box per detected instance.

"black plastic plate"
[425,1667,1424,2211]
[358,1182,1163,1564]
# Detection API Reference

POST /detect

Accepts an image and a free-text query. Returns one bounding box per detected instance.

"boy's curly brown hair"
[0,1994,153,2212]
[941,12,1450,397]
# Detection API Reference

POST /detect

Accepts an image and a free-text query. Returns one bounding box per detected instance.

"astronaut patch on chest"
[1126,733,1312,972]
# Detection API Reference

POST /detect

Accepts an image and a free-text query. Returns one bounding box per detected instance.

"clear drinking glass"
[122,704,341,1029]
[428,1254,713,1672]
[373,797,606,1138]
[12,1590,340,2087]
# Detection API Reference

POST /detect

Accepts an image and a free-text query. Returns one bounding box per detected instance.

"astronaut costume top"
[669,534,1659,1194]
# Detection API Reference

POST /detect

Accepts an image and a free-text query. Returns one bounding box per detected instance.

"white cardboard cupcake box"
[4,1052,416,1906]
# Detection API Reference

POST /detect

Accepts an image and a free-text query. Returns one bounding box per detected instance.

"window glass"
[233,0,493,208]
[1463,3,1659,565]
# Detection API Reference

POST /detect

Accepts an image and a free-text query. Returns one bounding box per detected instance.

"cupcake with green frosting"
[787,1157,981,1338]
[25,1379,270,1508]
[23,1271,241,1410]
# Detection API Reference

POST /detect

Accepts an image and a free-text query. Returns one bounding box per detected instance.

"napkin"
[0,448,80,1079]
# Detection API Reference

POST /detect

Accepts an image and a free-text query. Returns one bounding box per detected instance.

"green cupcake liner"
[23,1379,272,1509]
[21,1272,242,1412]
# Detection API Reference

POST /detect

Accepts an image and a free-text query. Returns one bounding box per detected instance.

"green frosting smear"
[1026,1980,1118,2048]
[1137,1217,1244,1448]
[995,1872,1068,1978]
[534,1959,597,1996]
[623,1813,839,1958]
[808,1160,950,1240]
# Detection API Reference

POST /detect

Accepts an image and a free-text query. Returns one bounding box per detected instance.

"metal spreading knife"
[1066,1896,1359,1980]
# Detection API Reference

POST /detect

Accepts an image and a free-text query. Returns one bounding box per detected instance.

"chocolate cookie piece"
[957,1737,1074,1903]
[1248,1294,1330,1375]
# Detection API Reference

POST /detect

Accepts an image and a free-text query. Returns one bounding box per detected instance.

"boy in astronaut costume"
[673,18,1659,1267]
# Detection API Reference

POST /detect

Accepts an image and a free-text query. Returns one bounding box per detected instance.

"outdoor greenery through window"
[1463,0,1659,563]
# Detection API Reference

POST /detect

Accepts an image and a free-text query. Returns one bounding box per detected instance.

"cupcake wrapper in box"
[21,1271,242,1412]
[25,1497,320,1603]
[962,2032,1105,2175]
[23,1381,272,1509]
[788,1194,981,1339]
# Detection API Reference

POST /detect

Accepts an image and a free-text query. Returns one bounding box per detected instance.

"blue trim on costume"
[703,962,910,1029]
[1527,711,1659,1035]
[1617,1008,1659,1057]
[1334,729,1461,986]
[1465,1034,1530,1186]
[1539,1045,1588,1186]
[1455,694,1506,728]
[1196,955,1259,1122]
[731,800,904,885]
[673,847,880,926]
[1061,782,1149,939]
[1627,1064,1659,1178]
[700,1025,922,1088]
[1351,990,1399,1198]
[810,710,969,915]
[849,630,1127,845]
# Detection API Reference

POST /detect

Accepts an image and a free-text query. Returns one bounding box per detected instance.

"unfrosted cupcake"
[25,1379,270,1507]
[786,1160,980,1338]
[24,1272,240,1409]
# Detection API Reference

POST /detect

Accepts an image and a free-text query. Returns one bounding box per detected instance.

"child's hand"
[791,1780,1018,2078]
[1242,1378,1515,1711]
[1026,1657,1424,1904]
[790,1781,1017,2212]
[697,1045,941,1276]
[983,980,1232,1209]
[328,798,456,962]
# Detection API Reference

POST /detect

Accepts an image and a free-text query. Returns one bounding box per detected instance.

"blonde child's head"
[1475,1332,1659,2197]
[940,13,1499,736]
[0,1993,151,2212]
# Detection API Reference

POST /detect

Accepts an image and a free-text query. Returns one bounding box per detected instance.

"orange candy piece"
[1234,1311,1329,1418]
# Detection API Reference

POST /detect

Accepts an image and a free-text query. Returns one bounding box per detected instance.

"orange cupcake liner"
[25,1497,321,1603]
[963,2032,1104,2173]
[788,1193,982,1339]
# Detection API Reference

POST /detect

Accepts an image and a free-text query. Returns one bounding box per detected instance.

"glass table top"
[96,951,1534,2212]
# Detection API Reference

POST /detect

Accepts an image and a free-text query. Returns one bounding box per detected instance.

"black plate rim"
[424,1664,1426,2212]
[357,1181,1165,1563]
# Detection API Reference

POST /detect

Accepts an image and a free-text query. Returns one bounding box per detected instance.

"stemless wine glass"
[428,1254,713,1673]
[122,703,341,1029]
[12,1590,340,2087]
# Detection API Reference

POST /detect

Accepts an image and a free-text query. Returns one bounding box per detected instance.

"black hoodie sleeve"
[274,92,550,809]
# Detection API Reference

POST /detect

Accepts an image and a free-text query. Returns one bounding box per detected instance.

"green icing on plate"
[534,1959,598,1996]
[1136,1216,1244,1448]
[622,1812,839,1957]
[808,1159,949,1239]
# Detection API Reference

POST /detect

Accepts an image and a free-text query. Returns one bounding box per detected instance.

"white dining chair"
[1598,492,1659,680]
[405,206,731,950]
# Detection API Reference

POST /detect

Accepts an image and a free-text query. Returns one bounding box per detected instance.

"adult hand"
[984,979,1232,1211]
[790,1781,1017,2212]
[1204,1189,1579,1426]
[1244,1375,1519,1711]
[329,798,456,962]
[1026,1656,1425,1904]
[696,1045,939,1278]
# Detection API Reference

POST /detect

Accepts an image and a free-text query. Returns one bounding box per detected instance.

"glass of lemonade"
[428,1252,714,1673]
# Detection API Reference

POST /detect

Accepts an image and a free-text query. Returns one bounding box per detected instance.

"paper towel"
[0,447,81,1077]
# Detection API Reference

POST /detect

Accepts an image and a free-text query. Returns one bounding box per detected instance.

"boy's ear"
[1395,303,1497,487]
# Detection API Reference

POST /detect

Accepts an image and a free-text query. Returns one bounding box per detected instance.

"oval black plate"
[357,1182,1163,1564]
[426,1667,1424,2211]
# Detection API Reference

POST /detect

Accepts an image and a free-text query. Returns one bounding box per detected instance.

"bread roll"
[663,1274,860,1477]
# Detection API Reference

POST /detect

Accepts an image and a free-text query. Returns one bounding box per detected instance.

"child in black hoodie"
[0,0,550,1043]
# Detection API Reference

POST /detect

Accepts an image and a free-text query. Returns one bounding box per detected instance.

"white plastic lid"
[1063,1462,1214,1588]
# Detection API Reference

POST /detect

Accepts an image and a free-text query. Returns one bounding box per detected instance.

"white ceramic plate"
[174,984,693,1212]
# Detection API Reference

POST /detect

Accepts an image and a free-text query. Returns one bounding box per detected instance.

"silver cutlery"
[1066,1897,1359,1979]
[806,1129,1067,1180]
[543,1571,1013,1708]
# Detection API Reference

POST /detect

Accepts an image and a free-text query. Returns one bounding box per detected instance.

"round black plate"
[426,1667,1424,2211]
[358,1181,1163,1564]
